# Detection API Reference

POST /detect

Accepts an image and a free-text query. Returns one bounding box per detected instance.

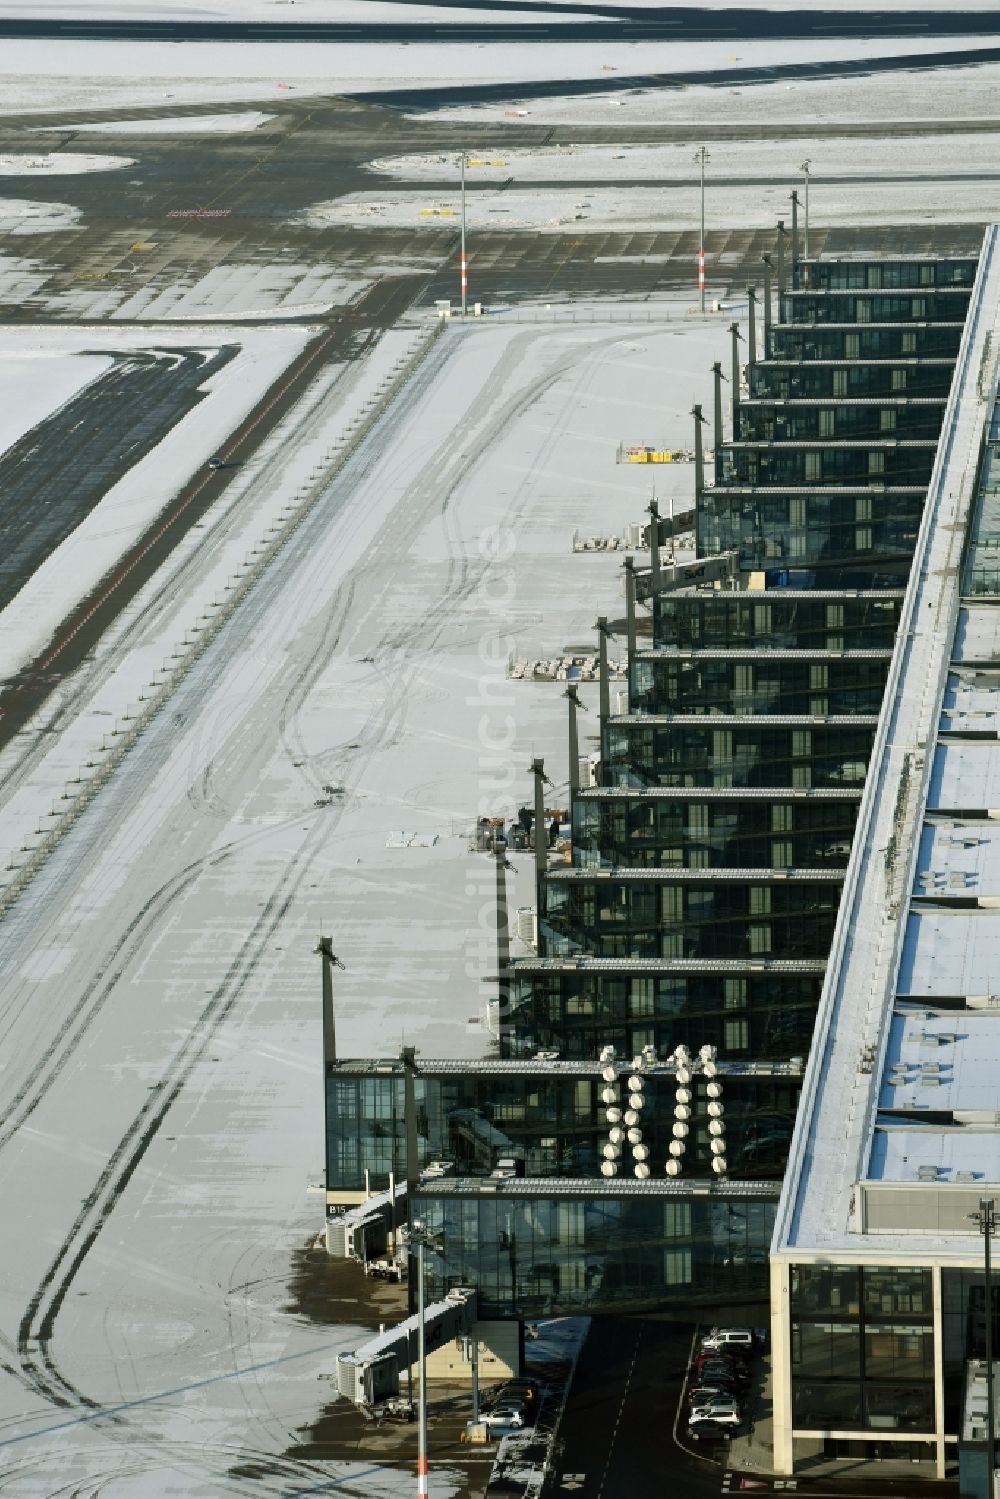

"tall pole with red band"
[695,144,710,315]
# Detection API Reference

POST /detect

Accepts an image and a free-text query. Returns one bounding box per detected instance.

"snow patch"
[109,263,368,321]
[371,133,1000,185]
[0,350,113,456]
[49,109,275,135]
[0,196,80,233]
[302,175,1000,234]
[1,34,996,119]
[0,150,134,175]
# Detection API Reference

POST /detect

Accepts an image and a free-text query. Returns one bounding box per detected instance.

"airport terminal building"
[770,226,1000,1481]
[326,225,1000,1480]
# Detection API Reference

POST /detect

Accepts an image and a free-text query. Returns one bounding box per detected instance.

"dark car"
[694,1350,750,1374]
[695,1358,750,1388]
[687,1417,735,1442]
[481,1378,540,1415]
[688,1383,743,1407]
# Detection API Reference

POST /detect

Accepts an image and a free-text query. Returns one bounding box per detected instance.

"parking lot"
[682,1325,768,1451]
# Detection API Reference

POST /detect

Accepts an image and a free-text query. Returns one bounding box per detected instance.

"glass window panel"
[630,978,654,1017]
[664,1250,693,1285]
[864,1384,933,1431]
[749,923,772,954]
[724,1019,750,1050]
[791,1265,862,1316]
[750,886,772,915]
[864,1326,934,1381]
[664,1201,692,1237]
[723,978,747,1008]
[792,1321,862,1379]
[862,1267,931,1318]
[793,1381,863,1426]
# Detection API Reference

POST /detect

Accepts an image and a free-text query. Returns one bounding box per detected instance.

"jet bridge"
[336,1285,478,1410]
[634,548,739,601]
[326,1181,407,1260]
[654,549,739,593]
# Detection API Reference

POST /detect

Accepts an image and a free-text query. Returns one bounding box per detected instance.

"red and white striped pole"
[696,144,709,314]
[460,151,468,318]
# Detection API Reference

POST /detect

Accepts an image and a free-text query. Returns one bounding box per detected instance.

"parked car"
[496,1378,540,1407]
[694,1354,750,1384]
[481,1378,539,1413]
[694,1369,749,1397]
[700,1327,756,1357]
[481,1403,526,1430]
[690,1397,741,1424]
[695,1346,750,1369]
[688,1383,742,1407]
[687,1417,735,1442]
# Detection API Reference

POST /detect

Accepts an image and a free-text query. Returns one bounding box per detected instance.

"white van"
[700,1327,755,1356]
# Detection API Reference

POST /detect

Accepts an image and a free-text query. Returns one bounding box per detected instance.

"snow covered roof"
[774,225,1000,1265]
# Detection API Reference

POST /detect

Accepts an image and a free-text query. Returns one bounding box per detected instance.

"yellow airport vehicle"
[624,446,675,464]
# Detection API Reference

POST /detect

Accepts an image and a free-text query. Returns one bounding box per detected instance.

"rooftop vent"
[917,1164,941,1180]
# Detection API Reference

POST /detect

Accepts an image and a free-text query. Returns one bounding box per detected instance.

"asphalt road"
[2,9,996,41]
[0,278,425,747]
[554,1317,960,1499]
[555,1318,724,1499]
[370,44,1000,110]
[0,347,236,615]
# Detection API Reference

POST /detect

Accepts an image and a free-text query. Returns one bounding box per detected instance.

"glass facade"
[749,360,956,400]
[736,400,945,443]
[326,1065,799,1192]
[415,1189,777,1318]
[603,717,876,790]
[782,290,971,324]
[940,1268,1000,1433]
[628,653,890,717]
[505,965,823,1061]
[697,488,923,575]
[571,791,859,869]
[654,591,902,652]
[540,872,843,959]
[767,324,963,361]
[721,443,936,487]
[790,1263,935,1433]
[800,256,976,290]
